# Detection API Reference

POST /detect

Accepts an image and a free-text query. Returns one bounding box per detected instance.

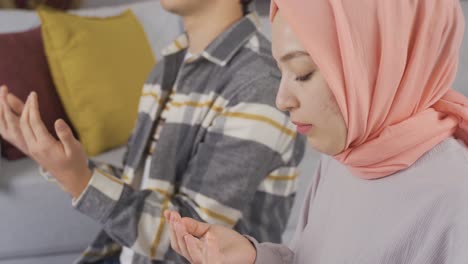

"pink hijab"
[271,0,468,179]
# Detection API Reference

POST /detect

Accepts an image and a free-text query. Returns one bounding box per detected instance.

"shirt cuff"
[73,168,125,224]
[39,166,57,182]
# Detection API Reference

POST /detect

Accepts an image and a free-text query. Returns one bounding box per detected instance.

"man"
[0,0,305,263]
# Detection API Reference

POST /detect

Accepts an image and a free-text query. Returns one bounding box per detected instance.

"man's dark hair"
[241,0,254,15]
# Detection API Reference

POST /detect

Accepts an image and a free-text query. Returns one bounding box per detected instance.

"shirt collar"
[161,13,261,66]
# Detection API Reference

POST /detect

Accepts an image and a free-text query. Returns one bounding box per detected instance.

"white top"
[254,137,468,264]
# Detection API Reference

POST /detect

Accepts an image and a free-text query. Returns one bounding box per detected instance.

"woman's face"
[272,13,347,156]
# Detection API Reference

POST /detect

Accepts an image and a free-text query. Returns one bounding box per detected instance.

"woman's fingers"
[174,220,193,262]
[166,212,182,254]
[165,211,224,264]
[184,234,204,264]
[203,232,224,264]
[182,217,211,237]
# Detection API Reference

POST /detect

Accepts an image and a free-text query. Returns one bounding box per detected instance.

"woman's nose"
[276,81,298,112]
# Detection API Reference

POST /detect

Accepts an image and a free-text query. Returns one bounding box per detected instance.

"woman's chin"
[307,137,345,156]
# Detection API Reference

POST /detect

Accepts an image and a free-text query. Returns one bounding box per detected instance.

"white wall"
[454,2,468,95]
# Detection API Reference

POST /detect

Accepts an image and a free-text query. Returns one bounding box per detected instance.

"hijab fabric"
[271,0,468,179]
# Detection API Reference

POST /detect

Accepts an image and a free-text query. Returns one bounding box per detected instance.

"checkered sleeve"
[73,75,305,261]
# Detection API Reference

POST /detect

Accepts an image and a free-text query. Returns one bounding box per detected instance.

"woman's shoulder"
[315,137,467,193]
[411,137,468,203]
[411,137,468,178]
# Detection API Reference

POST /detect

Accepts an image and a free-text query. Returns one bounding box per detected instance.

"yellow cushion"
[38,8,155,156]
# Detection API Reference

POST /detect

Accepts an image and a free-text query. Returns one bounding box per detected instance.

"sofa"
[0,2,180,263]
[0,1,467,264]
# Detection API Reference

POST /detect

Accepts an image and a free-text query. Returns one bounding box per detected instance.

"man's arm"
[73,75,304,260]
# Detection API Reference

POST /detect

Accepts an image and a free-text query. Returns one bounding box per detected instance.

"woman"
[164,0,468,263]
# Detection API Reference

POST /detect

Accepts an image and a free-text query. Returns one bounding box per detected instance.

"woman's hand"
[164,210,257,264]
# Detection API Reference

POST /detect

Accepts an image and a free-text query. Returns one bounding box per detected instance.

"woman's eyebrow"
[280,51,309,63]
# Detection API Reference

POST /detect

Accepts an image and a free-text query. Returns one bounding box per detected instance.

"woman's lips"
[292,122,313,135]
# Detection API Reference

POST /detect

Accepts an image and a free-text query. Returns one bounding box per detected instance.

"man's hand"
[0,85,29,156]
[18,90,92,198]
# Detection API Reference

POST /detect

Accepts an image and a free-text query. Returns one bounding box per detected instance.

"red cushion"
[0,27,74,160]
[15,0,77,9]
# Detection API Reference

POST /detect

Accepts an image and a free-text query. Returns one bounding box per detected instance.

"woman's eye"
[295,72,314,82]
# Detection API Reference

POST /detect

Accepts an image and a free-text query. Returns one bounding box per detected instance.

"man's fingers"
[29,92,55,144]
[3,100,19,132]
[0,84,25,115]
[0,100,8,133]
[7,93,25,115]
[0,86,9,132]
[20,95,36,145]
[55,119,77,157]
[0,85,8,99]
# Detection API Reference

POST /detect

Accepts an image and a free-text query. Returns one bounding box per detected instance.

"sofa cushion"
[38,8,156,156]
[0,27,74,160]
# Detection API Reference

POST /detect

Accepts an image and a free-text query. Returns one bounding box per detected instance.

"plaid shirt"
[73,13,305,264]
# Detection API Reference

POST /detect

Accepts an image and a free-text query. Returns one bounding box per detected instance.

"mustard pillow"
[38,8,155,156]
